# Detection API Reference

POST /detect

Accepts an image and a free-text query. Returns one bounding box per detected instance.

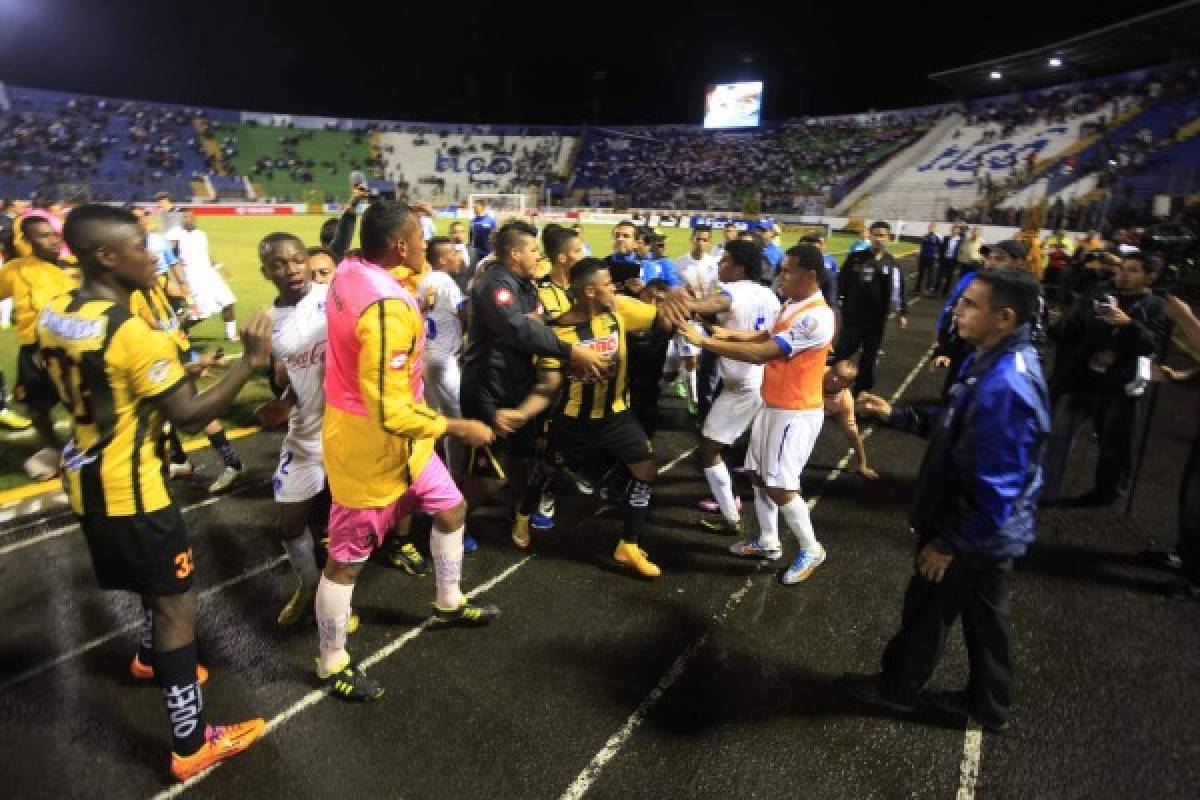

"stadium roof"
[928,0,1200,97]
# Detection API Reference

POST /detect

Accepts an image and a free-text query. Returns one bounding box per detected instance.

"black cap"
[979,239,1029,260]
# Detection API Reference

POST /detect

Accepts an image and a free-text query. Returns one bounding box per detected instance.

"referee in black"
[461,219,608,518]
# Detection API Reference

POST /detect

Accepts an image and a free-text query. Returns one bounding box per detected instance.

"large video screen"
[703,81,763,129]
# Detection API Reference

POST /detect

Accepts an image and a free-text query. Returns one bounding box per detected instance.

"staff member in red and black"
[461,219,609,529]
[832,220,908,395]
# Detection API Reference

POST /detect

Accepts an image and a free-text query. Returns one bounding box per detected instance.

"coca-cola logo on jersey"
[286,340,326,369]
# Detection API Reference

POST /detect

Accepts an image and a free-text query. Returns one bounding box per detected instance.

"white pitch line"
[0,480,269,556]
[558,340,941,800]
[152,555,536,800]
[956,724,984,799]
[0,555,287,693]
[153,440,706,797]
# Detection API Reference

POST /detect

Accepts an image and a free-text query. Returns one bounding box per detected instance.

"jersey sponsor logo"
[38,308,105,341]
[494,287,514,306]
[285,340,327,369]
[389,350,408,370]
[147,359,173,384]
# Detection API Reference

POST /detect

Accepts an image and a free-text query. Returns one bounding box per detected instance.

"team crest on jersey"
[494,288,514,306]
[389,350,408,370]
[148,360,173,384]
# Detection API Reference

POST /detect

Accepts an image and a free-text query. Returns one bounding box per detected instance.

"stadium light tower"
[1048,56,1063,68]
[989,69,1003,80]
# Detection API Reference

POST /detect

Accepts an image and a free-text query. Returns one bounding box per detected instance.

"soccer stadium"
[1,1,1199,797]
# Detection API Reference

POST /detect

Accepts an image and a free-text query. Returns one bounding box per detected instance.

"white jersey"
[675,252,719,300]
[272,283,329,448]
[166,227,214,272]
[716,280,780,390]
[418,270,465,363]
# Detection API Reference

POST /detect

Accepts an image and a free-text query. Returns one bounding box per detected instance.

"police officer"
[461,220,608,517]
[833,220,908,394]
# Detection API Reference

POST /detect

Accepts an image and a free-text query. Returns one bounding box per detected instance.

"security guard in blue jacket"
[840,268,1051,733]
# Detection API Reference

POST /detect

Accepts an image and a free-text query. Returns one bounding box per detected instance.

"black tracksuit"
[833,249,907,393]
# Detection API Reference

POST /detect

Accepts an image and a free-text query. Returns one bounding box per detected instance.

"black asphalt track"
[1,287,1197,799]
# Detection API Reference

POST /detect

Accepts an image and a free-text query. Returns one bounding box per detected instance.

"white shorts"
[273,437,325,503]
[701,385,762,445]
[423,358,462,418]
[744,408,824,491]
[186,265,236,319]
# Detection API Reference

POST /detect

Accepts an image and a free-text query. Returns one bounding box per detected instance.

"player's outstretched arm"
[157,310,273,433]
[494,370,563,435]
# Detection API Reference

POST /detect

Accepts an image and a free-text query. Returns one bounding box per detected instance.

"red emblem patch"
[494,287,514,306]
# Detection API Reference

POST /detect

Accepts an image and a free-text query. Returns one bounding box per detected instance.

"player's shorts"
[700,385,762,445]
[14,343,59,413]
[465,418,539,480]
[327,454,462,563]
[273,437,325,503]
[423,359,462,419]
[547,411,652,470]
[80,504,194,595]
[186,265,236,319]
[744,407,824,491]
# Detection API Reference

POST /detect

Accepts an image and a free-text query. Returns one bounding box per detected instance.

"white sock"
[225,320,237,339]
[315,575,354,676]
[283,529,320,589]
[430,525,465,610]
[778,495,820,552]
[686,368,698,405]
[752,486,780,550]
[703,463,739,523]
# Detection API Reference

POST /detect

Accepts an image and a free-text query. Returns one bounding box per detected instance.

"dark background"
[0,0,1180,124]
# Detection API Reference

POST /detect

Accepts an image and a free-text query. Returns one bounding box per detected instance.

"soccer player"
[419,235,468,477]
[259,233,332,627]
[461,220,607,541]
[498,258,679,577]
[306,246,337,284]
[166,211,239,341]
[694,239,781,536]
[638,230,681,287]
[38,204,268,780]
[712,221,739,259]
[538,223,584,319]
[468,199,496,267]
[448,220,471,287]
[0,215,76,452]
[833,220,908,395]
[674,244,835,583]
[318,199,499,701]
[131,212,246,495]
[666,225,718,413]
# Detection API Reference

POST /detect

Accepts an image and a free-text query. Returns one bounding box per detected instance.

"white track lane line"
[152,444,700,797]
[0,555,287,693]
[558,342,941,800]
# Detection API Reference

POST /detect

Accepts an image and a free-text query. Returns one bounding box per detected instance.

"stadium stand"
[572,114,937,213]
[375,131,575,205]
[213,123,374,202]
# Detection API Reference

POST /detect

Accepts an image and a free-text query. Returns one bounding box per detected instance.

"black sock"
[208,431,242,470]
[156,642,206,756]
[167,429,189,465]
[622,479,653,544]
[138,603,154,667]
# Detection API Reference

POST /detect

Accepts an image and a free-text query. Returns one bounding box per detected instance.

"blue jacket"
[935,269,977,351]
[919,233,942,262]
[888,325,1050,559]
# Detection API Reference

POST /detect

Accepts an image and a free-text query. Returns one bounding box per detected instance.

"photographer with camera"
[1041,251,1171,507]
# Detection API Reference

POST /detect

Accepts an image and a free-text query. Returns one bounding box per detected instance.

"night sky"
[0,0,1181,125]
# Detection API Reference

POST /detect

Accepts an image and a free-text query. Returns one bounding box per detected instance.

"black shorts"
[80,505,194,596]
[465,420,540,480]
[547,411,652,471]
[14,344,58,413]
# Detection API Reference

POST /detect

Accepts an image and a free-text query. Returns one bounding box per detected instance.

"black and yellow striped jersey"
[536,276,571,320]
[538,294,657,420]
[36,291,189,516]
[130,275,190,352]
